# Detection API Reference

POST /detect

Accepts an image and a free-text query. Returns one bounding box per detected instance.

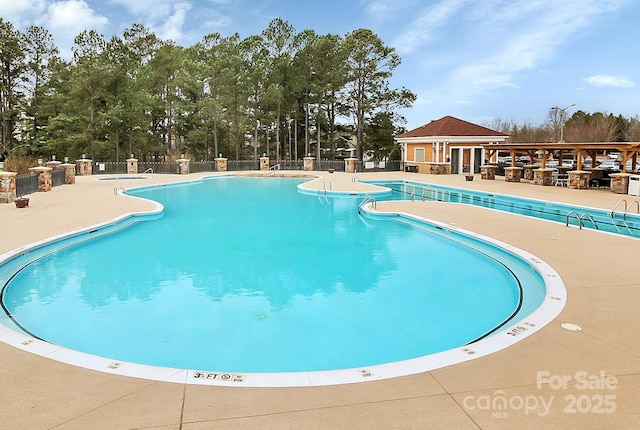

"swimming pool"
[0,175,564,386]
[370,180,640,238]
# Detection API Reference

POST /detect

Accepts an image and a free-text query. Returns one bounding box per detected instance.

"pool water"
[373,180,640,238]
[1,177,546,374]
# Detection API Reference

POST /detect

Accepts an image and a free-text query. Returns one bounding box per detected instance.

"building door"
[450,148,460,174]
[474,148,483,173]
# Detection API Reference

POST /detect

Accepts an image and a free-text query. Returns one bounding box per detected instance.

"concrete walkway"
[1,171,639,429]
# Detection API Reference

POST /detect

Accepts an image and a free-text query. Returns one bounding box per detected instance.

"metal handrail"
[625,200,640,217]
[579,214,599,230]
[142,167,153,176]
[566,211,581,227]
[566,211,599,230]
[358,195,377,214]
[610,199,628,217]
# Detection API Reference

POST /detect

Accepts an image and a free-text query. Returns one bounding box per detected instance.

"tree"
[262,19,297,160]
[22,26,59,150]
[341,29,415,159]
[364,111,404,160]
[0,19,25,152]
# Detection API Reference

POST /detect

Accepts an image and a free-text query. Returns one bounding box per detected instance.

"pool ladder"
[266,164,281,176]
[317,182,331,203]
[142,167,153,177]
[358,195,377,215]
[565,212,599,230]
[610,198,640,220]
[113,186,125,195]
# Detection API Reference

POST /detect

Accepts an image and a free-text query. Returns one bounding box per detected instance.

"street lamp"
[551,104,576,143]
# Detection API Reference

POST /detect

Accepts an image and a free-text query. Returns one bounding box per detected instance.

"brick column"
[176,158,190,174]
[76,158,93,176]
[127,158,138,174]
[45,160,62,169]
[504,166,523,182]
[609,173,631,194]
[568,170,591,190]
[60,163,76,184]
[303,156,315,171]
[480,165,496,180]
[215,157,227,172]
[522,165,535,181]
[345,157,357,174]
[260,156,270,171]
[0,171,17,203]
[533,168,554,186]
[29,166,53,192]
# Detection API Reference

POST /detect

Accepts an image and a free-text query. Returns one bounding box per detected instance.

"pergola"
[482,141,640,172]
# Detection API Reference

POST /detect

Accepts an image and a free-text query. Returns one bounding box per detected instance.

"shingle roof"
[395,116,508,138]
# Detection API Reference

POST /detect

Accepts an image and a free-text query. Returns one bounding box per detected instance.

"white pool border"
[0,176,566,387]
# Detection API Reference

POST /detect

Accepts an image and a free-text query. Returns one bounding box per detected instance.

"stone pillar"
[176,158,190,175]
[215,157,228,172]
[127,158,138,174]
[345,157,357,174]
[480,165,496,180]
[60,163,76,184]
[568,170,591,190]
[533,168,554,186]
[260,156,270,171]
[303,156,315,171]
[45,160,62,170]
[29,166,53,192]
[504,166,523,183]
[76,158,93,176]
[609,173,631,194]
[523,165,535,181]
[0,171,17,203]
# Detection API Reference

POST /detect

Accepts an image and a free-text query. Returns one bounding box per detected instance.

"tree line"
[487,109,640,143]
[0,18,415,165]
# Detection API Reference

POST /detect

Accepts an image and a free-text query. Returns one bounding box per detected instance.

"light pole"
[551,104,576,143]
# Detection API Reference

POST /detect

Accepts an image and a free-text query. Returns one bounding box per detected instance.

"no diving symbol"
[220,374,231,380]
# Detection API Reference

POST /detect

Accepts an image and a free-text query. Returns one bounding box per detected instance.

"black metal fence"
[86,159,401,176]
[52,168,66,187]
[16,174,39,197]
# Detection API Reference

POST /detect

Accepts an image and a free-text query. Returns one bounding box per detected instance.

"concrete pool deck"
[1,171,639,429]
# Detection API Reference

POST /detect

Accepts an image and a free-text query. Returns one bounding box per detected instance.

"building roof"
[395,116,509,139]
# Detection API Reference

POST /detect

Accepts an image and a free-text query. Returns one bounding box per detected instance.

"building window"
[415,148,425,162]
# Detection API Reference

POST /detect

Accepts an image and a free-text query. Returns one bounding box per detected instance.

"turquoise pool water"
[1,176,546,374]
[372,180,640,238]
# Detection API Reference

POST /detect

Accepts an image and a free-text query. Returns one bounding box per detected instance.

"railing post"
[176,158,190,174]
[28,166,53,192]
[127,158,138,174]
[260,156,270,171]
[0,171,17,203]
[345,157,357,174]
[303,156,315,171]
[60,163,76,184]
[215,157,228,172]
[76,158,93,176]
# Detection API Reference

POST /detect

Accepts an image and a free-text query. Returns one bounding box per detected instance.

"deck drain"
[561,322,582,332]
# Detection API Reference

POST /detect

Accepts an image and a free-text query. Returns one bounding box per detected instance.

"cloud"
[27,0,108,58]
[392,0,469,54]
[402,0,628,103]
[43,0,108,33]
[0,0,47,27]
[157,2,191,42]
[584,74,635,88]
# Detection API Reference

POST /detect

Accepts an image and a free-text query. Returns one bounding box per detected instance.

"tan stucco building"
[395,116,509,174]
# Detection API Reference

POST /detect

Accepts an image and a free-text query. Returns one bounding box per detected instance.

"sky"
[2,0,639,131]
